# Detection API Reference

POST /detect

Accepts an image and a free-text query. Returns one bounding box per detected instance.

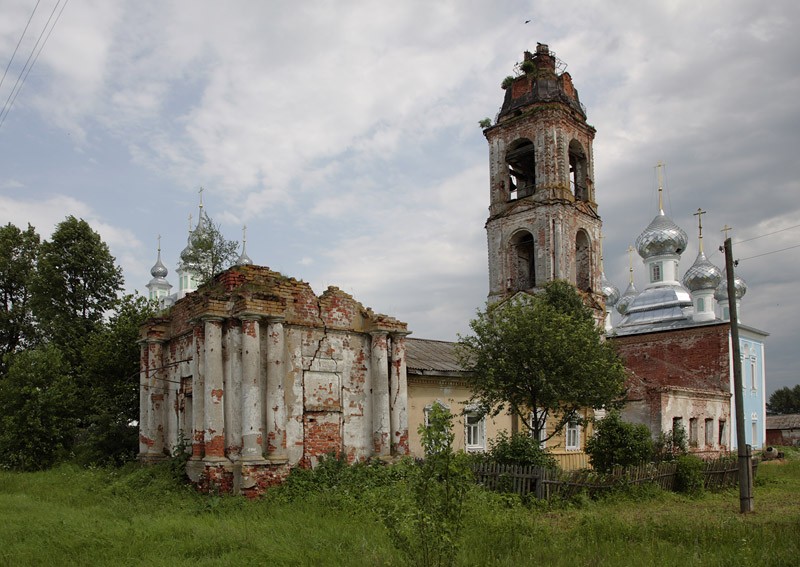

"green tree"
[0,223,40,371]
[31,216,123,365]
[585,411,654,473]
[486,430,556,468]
[767,385,800,415]
[178,211,238,285]
[0,344,78,470]
[457,280,626,442]
[403,403,471,567]
[75,294,156,465]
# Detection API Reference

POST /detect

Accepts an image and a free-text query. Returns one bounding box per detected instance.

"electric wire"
[0,0,42,93]
[733,223,800,245]
[738,243,800,262]
[0,0,68,129]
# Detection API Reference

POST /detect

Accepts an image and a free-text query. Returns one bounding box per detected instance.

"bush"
[487,431,557,469]
[674,454,705,495]
[585,412,654,473]
[653,424,688,463]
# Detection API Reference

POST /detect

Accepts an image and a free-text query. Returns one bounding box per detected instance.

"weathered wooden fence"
[472,457,759,501]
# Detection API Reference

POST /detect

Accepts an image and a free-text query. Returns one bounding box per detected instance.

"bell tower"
[484,44,602,310]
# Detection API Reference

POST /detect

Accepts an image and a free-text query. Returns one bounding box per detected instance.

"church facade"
[139,265,410,495]
[138,43,767,492]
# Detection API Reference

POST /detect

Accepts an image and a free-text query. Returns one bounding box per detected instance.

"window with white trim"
[529,411,547,449]
[565,419,581,451]
[464,409,486,452]
[650,261,663,283]
[423,401,450,428]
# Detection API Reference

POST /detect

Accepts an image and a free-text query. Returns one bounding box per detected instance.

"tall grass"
[1,449,799,566]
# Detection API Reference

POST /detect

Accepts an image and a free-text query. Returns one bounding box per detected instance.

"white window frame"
[650,261,663,283]
[423,401,450,428]
[565,420,581,451]
[464,408,486,453]
[529,410,547,449]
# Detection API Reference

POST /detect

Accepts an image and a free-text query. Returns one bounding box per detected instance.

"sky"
[0,0,798,396]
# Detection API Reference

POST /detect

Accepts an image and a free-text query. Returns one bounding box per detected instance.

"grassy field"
[1,450,799,566]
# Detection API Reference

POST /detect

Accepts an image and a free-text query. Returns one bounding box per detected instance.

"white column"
[266,316,287,462]
[370,331,390,456]
[240,316,264,462]
[203,316,227,462]
[138,342,151,457]
[147,339,165,457]
[191,323,205,459]
[389,332,409,455]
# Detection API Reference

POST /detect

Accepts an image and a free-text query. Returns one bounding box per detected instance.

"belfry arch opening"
[575,229,591,291]
[509,230,535,291]
[506,139,536,200]
[569,140,588,201]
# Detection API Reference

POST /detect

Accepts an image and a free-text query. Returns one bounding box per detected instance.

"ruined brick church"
[139,43,766,493]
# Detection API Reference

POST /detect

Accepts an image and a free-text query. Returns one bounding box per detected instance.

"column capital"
[235,311,262,322]
[369,329,389,338]
[264,315,285,324]
[390,330,412,339]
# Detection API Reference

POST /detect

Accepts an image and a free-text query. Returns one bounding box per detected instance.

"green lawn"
[1,452,799,566]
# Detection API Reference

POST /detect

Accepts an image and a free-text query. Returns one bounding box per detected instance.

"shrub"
[501,75,514,89]
[486,430,557,469]
[520,60,536,73]
[585,411,654,473]
[382,402,472,567]
[674,454,705,495]
[653,423,688,463]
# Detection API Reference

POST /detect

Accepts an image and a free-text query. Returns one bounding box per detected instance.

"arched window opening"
[569,140,588,201]
[509,231,535,291]
[575,230,591,291]
[506,139,536,200]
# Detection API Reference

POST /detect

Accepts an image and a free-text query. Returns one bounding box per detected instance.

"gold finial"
[627,245,635,284]
[655,161,665,213]
[198,186,204,209]
[693,208,706,253]
[721,224,733,240]
[599,233,605,271]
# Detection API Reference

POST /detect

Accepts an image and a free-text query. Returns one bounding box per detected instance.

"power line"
[738,243,800,262]
[734,223,800,245]
[0,0,68,129]
[0,0,42,93]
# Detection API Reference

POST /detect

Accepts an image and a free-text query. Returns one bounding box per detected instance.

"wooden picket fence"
[472,457,759,501]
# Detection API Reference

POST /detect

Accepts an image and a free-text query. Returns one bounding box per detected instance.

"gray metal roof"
[766,414,800,430]
[610,317,726,337]
[405,338,467,375]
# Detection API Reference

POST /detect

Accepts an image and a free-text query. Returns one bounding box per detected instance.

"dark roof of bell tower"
[497,43,586,122]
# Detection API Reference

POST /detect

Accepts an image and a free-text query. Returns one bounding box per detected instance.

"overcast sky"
[0,0,797,396]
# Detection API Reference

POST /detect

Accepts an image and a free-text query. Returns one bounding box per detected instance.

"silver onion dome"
[616,281,638,315]
[682,250,722,292]
[601,272,620,306]
[635,211,688,260]
[179,238,193,263]
[235,250,253,266]
[714,276,747,301]
[150,250,168,279]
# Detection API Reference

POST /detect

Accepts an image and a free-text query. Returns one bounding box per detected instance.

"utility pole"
[723,236,754,513]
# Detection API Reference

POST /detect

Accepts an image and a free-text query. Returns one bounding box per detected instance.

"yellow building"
[406,338,592,470]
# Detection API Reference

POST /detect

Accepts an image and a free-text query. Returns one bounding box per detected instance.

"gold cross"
[721,224,733,240]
